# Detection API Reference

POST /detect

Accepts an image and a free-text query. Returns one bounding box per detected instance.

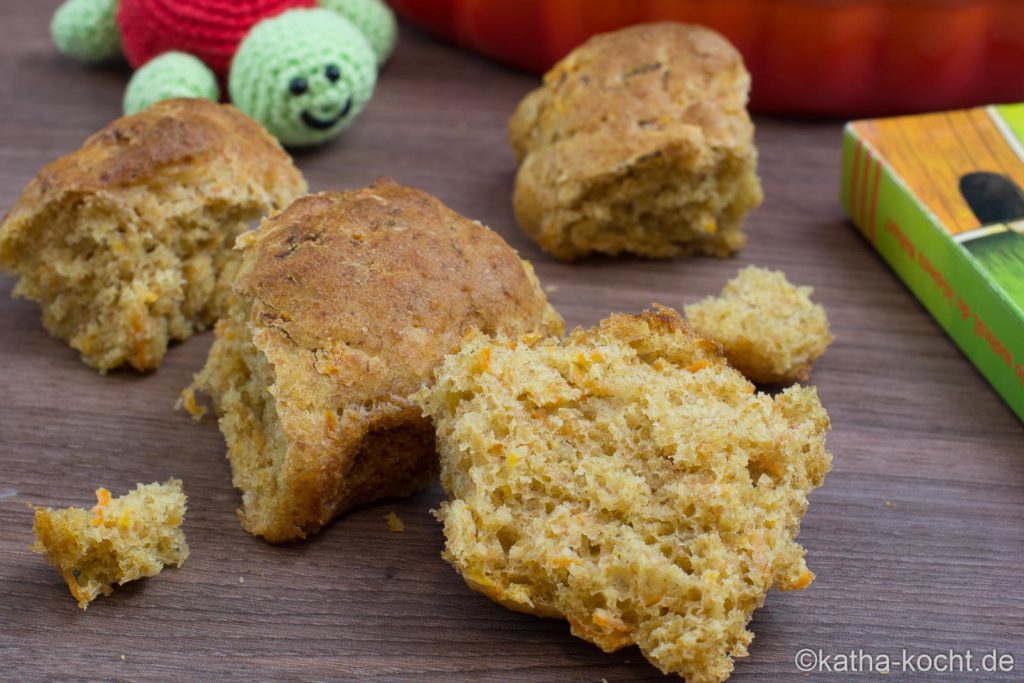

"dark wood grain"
[1,2,1022,681]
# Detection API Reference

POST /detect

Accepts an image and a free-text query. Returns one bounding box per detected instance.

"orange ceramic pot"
[387,0,1024,117]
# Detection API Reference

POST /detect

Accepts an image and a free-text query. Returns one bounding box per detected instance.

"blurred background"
[388,0,1024,116]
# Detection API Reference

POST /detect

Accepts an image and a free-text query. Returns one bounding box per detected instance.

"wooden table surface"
[2,3,1022,681]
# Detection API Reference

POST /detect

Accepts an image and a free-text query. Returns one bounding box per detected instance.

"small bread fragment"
[416,306,831,683]
[385,512,405,533]
[0,98,306,372]
[685,266,833,384]
[32,480,189,610]
[509,22,762,260]
[185,180,563,542]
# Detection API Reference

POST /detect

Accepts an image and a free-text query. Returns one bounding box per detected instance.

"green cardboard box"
[841,104,1024,422]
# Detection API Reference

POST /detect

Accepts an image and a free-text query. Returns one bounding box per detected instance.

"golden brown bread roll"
[0,98,306,372]
[184,179,563,542]
[509,23,763,261]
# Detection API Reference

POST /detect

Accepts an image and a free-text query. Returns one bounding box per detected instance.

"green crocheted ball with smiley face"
[50,0,396,147]
[230,9,377,147]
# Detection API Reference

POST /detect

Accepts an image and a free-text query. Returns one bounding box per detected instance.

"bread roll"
[185,180,563,542]
[0,98,306,371]
[510,23,762,261]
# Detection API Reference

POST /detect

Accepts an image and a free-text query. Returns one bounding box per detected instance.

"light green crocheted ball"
[123,52,220,115]
[318,0,397,64]
[230,8,377,147]
[51,0,121,63]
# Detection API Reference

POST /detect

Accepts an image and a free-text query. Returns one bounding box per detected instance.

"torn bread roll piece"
[0,98,306,372]
[416,306,831,683]
[685,266,833,384]
[509,22,762,260]
[185,180,563,542]
[32,480,189,610]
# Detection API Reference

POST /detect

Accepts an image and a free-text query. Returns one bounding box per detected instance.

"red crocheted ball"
[117,0,317,78]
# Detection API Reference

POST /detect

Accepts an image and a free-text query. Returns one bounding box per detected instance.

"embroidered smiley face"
[288,63,355,132]
[230,8,377,147]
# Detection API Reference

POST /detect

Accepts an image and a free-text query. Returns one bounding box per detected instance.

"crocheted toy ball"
[319,0,397,65]
[118,0,316,80]
[123,52,221,115]
[50,0,121,63]
[230,8,377,146]
[50,0,396,147]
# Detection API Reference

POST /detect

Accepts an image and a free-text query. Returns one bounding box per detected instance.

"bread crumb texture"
[32,480,189,610]
[685,266,833,384]
[416,306,831,683]
[0,99,306,372]
[509,23,762,260]
[385,512,405,533]
[185,180,563,542]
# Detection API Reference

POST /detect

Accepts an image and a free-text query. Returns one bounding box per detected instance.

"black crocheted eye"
[325,64,341,82]
[289,77,309,96]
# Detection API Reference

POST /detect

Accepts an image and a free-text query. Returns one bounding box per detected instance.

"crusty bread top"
[0,98,306,239]
[509,22,753,164]
[233,179,564,443]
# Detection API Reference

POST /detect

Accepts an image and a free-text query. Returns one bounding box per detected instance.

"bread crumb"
[239,576,245,584]
[385,512,405,533]
[545,284,559,293]
[884,501,895,508]
[32,480,189,609]
[685,266,833,384]
[120,655,126,661]
[417,306,832,682]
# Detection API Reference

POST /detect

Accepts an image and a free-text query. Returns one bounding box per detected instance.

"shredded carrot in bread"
[475,346,492,373]
[780,570,815,591]
[91,488,112,526]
